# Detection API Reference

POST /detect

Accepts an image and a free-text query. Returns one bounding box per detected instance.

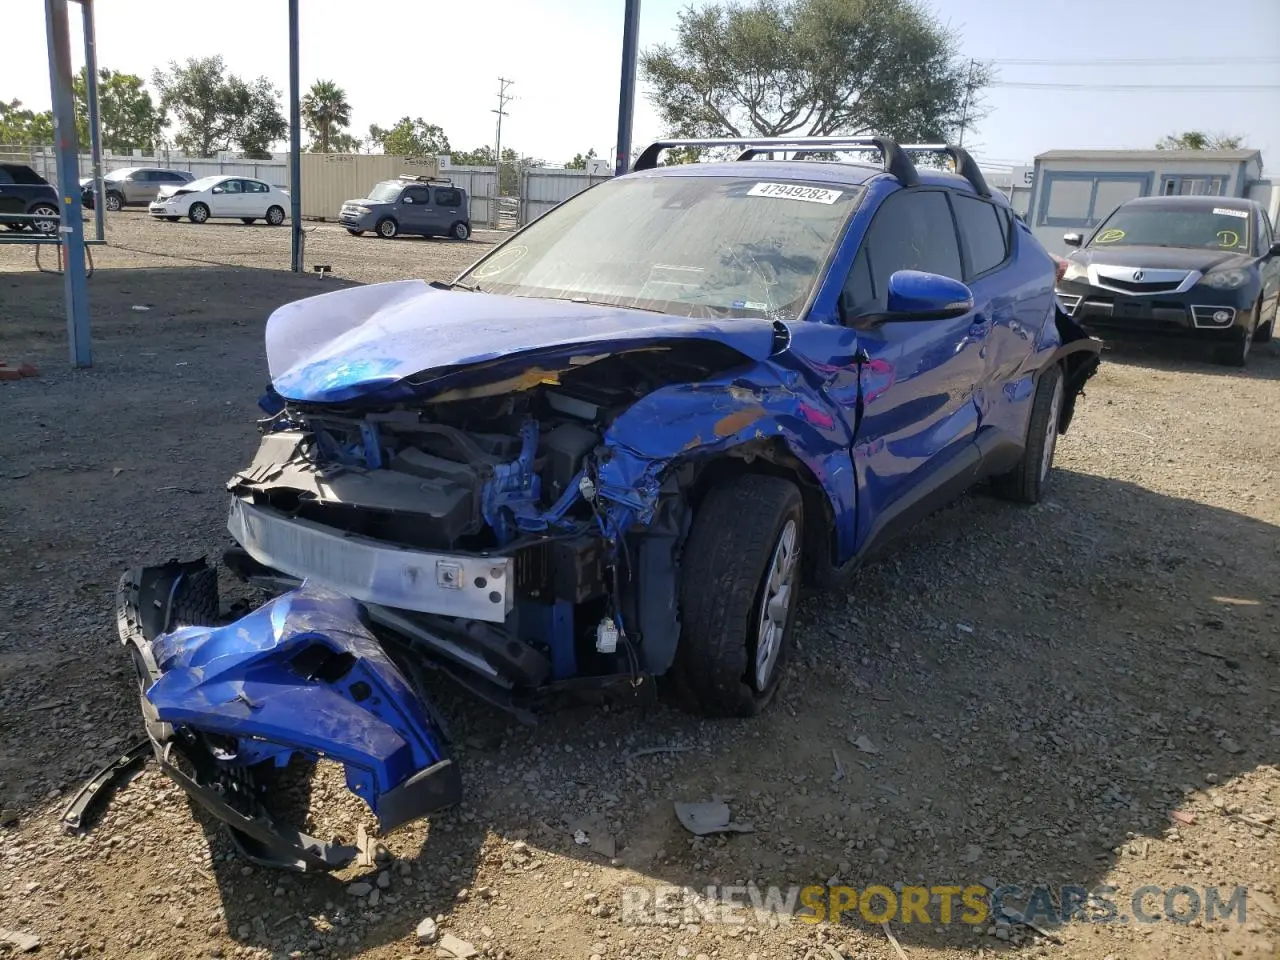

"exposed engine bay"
[224,342,758,716]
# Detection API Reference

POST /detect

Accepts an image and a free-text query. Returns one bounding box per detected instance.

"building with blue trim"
[1026,148,1272,254]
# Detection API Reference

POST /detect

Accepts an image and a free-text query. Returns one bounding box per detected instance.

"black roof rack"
[630,136,990,197]
[397,174,453,184]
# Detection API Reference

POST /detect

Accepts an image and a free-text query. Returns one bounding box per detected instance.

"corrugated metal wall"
[520,168,612,224]
[4,147,290,186]
[436,166,497,228]
[297,154,440,220]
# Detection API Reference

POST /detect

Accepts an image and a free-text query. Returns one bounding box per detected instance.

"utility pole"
[492,77,515,192]
[615,0,641,176]
[957,58,978,148]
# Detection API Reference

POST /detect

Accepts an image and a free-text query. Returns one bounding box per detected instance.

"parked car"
[1055,195,1280,366]
[0,162,59,233]
[148,174,290,225]
[118,137,1102,871]
[340,175,470,239]
[80,166,195,210]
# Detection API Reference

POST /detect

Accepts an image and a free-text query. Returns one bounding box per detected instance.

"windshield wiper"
[433,280,483,292]
[539,295,667,314]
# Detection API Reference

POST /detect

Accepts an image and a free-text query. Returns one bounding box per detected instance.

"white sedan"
[148,175,290,225]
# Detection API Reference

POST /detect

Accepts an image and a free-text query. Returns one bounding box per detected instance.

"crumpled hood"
[1070,244,1252,273]
[266,279,782,404]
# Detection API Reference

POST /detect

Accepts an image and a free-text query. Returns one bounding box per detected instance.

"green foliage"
[301,80,353,153]
[152,56,286,158]
[1156,131,1245,151]
[74,68,166,153]
[566,148,597,169]
[639,0,986,143]
[368,118,450,157]
[0,99,53,146]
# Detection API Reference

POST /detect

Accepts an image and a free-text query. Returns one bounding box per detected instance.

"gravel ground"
[1,213,1278,960]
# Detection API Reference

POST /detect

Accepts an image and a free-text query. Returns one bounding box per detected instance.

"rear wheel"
[675,474,803,717]
[265,205,285,226]
[188,202,209,224]
[451,221,470,241]
[991,363,1064,504]
[29,203,59,234]
[376,217,398,238]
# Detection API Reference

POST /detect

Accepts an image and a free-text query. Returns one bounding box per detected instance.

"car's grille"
[1100,277,1184,294]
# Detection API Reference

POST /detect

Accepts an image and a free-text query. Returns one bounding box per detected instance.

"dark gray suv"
[81,167,195,211]
[340,175,471,240]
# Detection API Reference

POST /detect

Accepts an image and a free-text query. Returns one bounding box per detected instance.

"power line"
[989,55,1280,66]
[991,81,1280,92]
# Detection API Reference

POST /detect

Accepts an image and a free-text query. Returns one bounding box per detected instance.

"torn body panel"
[117,560,459,871]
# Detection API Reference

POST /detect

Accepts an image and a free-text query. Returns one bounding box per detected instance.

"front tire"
[104,192,124,212]
[376,217,398,238]
[1216,306,1257,367]
[265,205,285,226]
[347,228,363,236]
[1252,300,1274,343]
[675,474,803,717]
[240,217,257,224]
[991,363,1065,504]
[188,202,209,224]
[164,216,180,222]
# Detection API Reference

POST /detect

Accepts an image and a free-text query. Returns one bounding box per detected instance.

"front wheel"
[451,221,470,241]
[1215,306,1257,366]
[188,202,209,224]
[675,474,803,717]
[265,205,285,226]
[164,216,180,222]
[1252,300,1274,344]
[104,192,124,212]
[240,217,257,224]
[376,217,398,238]
[991,363,1064,504]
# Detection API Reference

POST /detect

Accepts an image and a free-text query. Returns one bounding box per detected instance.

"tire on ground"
[675,473,803,717]
[991,362,1064,505]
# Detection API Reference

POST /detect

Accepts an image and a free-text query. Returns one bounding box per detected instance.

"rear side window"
[951,193,1010,277]
[434,187,462,207]
[3,165,45,185]
[245,180,269,193]
[0,169,13,185]
[158,171,186,182]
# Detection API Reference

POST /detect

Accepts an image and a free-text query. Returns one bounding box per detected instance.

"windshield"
[181,176,224,192]
[1091,203,1252,253]
[457,175,864,320]
[367,180,403,202]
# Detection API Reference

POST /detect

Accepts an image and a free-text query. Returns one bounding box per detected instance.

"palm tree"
[301,79,351,153]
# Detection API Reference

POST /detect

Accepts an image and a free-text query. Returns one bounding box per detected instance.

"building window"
[1036,172,1152,228]
[1160,175,1227,196]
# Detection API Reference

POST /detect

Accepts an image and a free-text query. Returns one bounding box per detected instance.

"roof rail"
[630,136,990,196]
[397,174,453,184]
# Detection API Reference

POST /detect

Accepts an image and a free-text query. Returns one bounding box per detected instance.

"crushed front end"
[117,559,460,871]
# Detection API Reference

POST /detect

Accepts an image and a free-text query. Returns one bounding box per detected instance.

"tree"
[566,148,597,169]
[73,68,166,154]
[640,0,987,146]
[0,99,54,145]
[368,117,450,156]
[1156,131,1245,151]
[152,56,286,157]
[301,79,351,153]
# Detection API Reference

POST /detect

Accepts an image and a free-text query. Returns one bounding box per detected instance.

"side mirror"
[1270,240,1280,257]
[212,187,223,194]
[879,270,974,322]
[1063,233,1083,247]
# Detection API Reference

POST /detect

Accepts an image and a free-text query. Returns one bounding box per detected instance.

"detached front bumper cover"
[117,560,460,871]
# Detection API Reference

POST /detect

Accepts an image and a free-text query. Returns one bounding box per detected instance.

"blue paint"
[1035,170,1154,228]
[520,599,577,681]
[145,583,449,831]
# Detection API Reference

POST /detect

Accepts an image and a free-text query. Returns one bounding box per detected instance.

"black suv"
[0,163,60,234]
[1055,195,1280,366]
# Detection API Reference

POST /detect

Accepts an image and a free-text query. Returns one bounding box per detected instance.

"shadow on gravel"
[1099,335,1280,381]
[192,469,1279,958]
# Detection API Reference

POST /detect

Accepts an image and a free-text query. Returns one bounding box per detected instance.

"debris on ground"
[0,929,41,953]
[673,800,754,836]
[435,932,479,958]
[416,916,440,944]
[850,734,880,755]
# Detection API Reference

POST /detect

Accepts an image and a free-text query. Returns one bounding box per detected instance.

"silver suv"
[81,167,195,211]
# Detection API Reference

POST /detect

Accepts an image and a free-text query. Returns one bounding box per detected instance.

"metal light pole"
[288,0,302,272]
[81,0,104,244]
[614,0,641,176]
[44,0,91,367]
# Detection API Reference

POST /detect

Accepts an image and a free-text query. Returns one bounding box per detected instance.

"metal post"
[492,77,513,227]
[288,0,302,272]
[81,0,104,244]
[45,0,91,367]
[614,0,641,176]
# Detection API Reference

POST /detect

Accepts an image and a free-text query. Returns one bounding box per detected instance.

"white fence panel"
[439,166,497,227]
[520,168,611,224]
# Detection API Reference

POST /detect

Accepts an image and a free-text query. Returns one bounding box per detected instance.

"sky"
[3,0,1278,172]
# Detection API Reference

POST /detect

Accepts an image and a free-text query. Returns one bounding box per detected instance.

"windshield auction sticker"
[1212,207,1248,219]
[748,182,843,204]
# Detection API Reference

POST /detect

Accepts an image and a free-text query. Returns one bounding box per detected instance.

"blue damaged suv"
[118,138,1102,870]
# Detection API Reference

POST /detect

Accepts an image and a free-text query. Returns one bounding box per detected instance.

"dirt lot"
[1,212,1278,960]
